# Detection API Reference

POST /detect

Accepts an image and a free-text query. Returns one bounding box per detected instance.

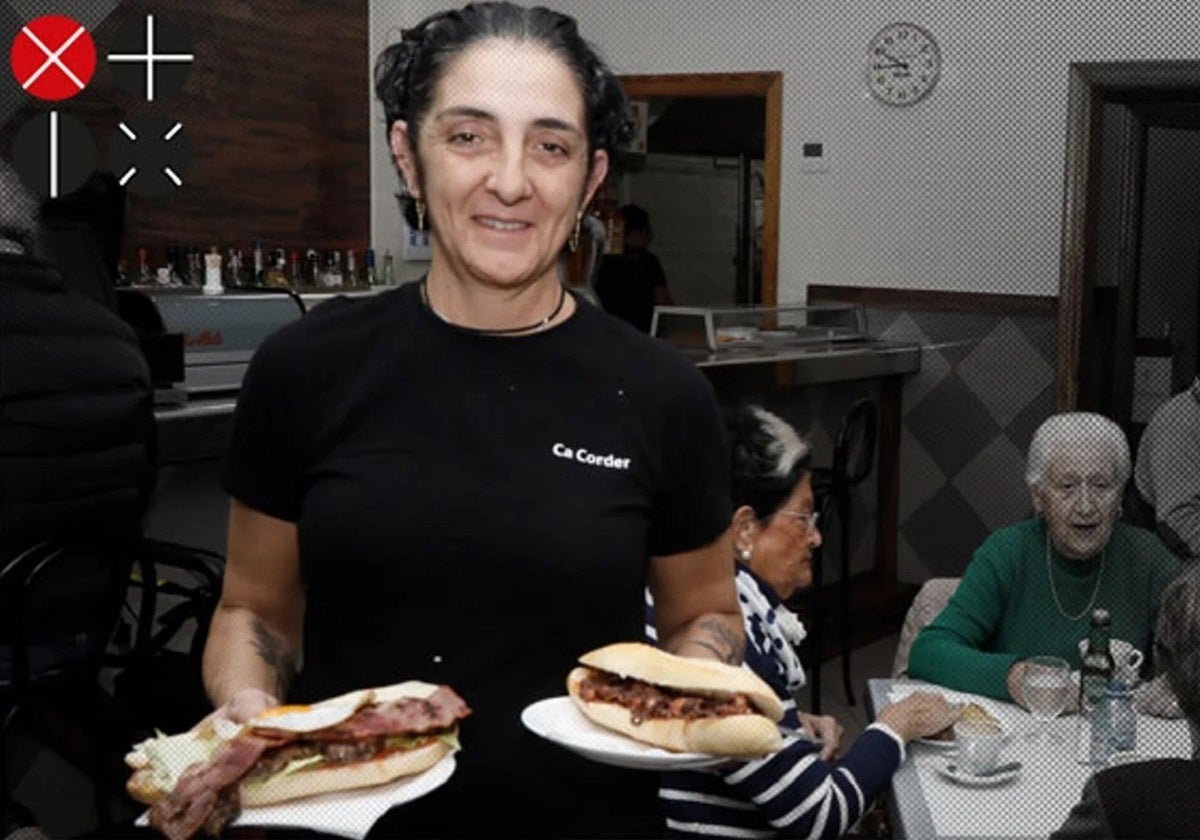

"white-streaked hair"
[749,405,811,478]
[1024,412,1131,488]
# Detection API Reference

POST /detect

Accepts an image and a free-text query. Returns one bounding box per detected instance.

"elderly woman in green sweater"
[908,412,1180,707]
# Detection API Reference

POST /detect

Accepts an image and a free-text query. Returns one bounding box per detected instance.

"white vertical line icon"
[49,110,59,198]
[145,14,155,101]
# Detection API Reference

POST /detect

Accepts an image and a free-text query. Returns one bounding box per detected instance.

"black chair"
[808,398,878,710]
[1,533,139,833]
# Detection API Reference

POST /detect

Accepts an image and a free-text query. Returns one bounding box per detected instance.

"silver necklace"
[1045,534,1104,621]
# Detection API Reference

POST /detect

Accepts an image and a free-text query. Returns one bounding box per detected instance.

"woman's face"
[741,475,823,601]
[390,38,608,291]
[1033,448,1121,560]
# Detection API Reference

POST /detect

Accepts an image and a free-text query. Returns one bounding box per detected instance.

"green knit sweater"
[907,519,1180,700]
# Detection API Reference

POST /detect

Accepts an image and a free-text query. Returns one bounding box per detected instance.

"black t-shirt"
[222,282,731,837]
[595,250,668,333]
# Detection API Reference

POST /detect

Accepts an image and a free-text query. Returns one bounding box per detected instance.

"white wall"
[369,0,1200,301]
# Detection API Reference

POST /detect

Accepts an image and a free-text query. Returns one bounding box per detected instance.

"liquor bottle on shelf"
[186,246,203,286]
[203,246,224,296]
[289,251,303,289]
[323,250,344,288]
[305,249,321,287]
[346,249,359,288]
[364,249,377,286]
[165,243,182,284]
[227,248,243,288]
[252,240,264,285]
[262,249,289,289]
[137,247,151,285]
[382,249,395,285]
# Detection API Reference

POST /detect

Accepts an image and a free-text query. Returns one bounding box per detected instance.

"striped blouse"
[647,564,904,838]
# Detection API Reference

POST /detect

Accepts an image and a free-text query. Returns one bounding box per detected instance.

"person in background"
[651,405,957,838]
[595,202,673,332]
[1052,565,1200,839]
[0,159,153,562]
[1135,376,1200,561]
[0,158,153,833]
[202,4,743,837]
[908,413,1180,706]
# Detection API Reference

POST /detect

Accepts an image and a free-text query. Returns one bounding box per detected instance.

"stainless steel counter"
[154,395,237,463]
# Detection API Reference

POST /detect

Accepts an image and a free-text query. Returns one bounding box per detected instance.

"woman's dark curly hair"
[374,2,632,226]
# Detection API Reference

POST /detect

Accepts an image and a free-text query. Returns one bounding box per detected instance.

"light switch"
[799,141,828,172]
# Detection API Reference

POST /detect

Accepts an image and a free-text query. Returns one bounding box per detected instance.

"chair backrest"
[0,534,135,691]
[833,398,878,488]
[891,577,961,678]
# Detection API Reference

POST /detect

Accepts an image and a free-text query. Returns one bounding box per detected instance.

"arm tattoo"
[251,619,298,699]
[682,617,744,665]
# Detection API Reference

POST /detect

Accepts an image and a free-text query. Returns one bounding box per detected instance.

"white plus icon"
[106,14,194,101]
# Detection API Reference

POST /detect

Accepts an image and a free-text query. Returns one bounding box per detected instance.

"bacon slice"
[146,686,472,840]
[149,735,270,840]
[578,671,754,724]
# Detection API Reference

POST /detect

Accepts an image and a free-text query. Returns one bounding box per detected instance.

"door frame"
[1057,61,1200,414]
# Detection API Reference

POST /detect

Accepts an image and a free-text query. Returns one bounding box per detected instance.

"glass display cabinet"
[650,302,867,353]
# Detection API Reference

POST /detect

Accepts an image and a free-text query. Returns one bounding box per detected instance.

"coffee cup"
[954,719,1004,775]
[1077,638,1145,685]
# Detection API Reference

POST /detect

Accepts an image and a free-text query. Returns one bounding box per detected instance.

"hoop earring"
[416,198,426,232]
[568,211,582,252]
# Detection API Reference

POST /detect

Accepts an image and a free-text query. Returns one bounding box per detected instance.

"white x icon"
[19,24,88,91]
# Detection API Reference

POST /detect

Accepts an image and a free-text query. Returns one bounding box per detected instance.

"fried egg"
[248,702,358,733]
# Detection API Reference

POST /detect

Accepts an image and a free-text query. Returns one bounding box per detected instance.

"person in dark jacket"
[1053,565,1200,840]
[0,158,154,560]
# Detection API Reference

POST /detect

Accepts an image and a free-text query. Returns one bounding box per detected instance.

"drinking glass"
[1022,655,1072,744]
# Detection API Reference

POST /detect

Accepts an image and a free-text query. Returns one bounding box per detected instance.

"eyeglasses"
[775,509,820,529]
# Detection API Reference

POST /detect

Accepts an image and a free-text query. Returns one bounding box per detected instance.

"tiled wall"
[872,306,1057,583]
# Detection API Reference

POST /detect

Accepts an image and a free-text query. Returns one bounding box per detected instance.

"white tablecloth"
[880,681,1192,838]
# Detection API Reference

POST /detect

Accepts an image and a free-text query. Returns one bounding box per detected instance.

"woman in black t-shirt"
[201,4,744,837]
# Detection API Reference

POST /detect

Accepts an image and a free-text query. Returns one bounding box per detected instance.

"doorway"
[1057,62,1200,444]
[617,72,782,307]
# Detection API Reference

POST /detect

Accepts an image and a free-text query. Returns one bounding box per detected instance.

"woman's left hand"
[798,712,844,761]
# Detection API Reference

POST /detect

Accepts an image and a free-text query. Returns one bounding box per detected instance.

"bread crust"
[566,666,782,757]
[576,642,784,721]
[126,740,451,809]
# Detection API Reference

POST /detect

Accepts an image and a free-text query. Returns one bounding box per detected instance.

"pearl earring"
[737,546,752,563]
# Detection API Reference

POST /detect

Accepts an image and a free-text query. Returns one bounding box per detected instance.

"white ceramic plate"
[935,759,1020,786]
[521,696,726,771]
[138,752,456,840]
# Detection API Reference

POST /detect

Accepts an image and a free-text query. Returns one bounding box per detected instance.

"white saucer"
[935,760,1020,786]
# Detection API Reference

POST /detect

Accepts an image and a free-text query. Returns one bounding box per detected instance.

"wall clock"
[866,22,941,106]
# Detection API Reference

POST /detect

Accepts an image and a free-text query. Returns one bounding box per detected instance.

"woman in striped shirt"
[650,405,956,838]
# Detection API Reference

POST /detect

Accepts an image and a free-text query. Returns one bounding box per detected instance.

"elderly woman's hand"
[875,690,959,743]
[797,712,844,760]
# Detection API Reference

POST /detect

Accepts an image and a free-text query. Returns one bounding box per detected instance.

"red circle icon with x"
[9,15,96,101]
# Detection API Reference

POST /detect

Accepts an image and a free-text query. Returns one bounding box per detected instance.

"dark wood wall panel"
[7,0,369,261]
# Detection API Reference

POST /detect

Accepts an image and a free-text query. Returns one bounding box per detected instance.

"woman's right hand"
[875,691,960,743]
